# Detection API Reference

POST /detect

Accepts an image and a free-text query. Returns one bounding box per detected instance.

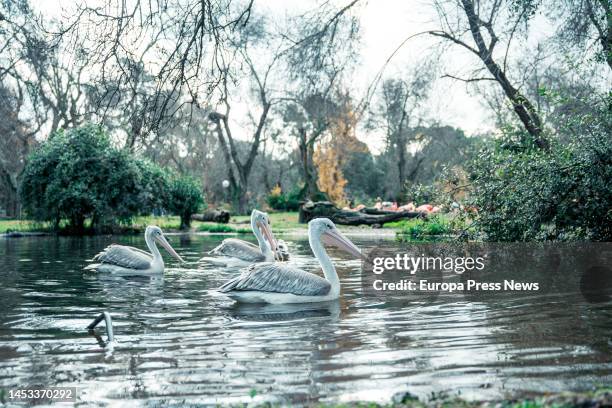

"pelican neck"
[251,216,270,256]
[145,230,164,266]
[309,227,340,296]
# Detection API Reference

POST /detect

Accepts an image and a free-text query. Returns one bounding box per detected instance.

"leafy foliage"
[391,215,467,242]
[467,96,611,241]
[136,159,172,215]
[20,124,146,231]
[166,175,205,229]
[19,123,206,232]
[267,185,302,211]
[313,143,348,206]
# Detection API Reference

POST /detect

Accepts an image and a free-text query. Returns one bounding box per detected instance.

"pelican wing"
[93,245,152,270]
[209,238,265,262]
[219,262,331,296]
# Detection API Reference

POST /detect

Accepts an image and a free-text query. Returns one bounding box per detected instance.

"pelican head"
[308,218,362,259]
[251,209,279,256]
[145,225,185,263]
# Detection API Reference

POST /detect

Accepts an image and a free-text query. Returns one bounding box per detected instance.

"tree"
[314,96,375,205]
[541,0,612,71]
[0,84,36,217]
[282,93,341,200]
[58,0,257,132]
[429,0,549,149]
[373,63,434,200]
[0,0,90,135]
[207,28,278,214]
[20,124,148,232]
[342,149,383,203]
[279,0,360,201]
[313,143,348,206]
[166,175,204,230]
[467,94,611,241]
[479,46,607,133]
[136,159,172,215]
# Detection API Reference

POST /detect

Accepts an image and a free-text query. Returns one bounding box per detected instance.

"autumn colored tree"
[313,145,348,205]
[313,97,368,206]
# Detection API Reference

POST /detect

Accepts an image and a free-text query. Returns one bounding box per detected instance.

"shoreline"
[252,389,612,408]
[0,227,398,239]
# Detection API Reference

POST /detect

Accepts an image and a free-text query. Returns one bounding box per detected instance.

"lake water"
[1,234,611,406]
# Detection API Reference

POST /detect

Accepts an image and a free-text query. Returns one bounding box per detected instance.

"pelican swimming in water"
[85,226,184,274]
[218,218,361,304]
[203,209,281,266]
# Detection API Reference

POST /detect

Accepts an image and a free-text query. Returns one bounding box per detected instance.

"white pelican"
[85,226,184,274]
[218,218,361,304]
[203,209,281,266]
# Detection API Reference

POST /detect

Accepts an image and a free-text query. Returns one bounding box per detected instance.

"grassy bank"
[231,212,302,232]
[1,212,466,238]
[385,214,469,241]
[0,212,301,235]
[0,219,55,234]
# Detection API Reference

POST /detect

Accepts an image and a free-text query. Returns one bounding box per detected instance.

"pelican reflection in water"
[219,218,361,304]
[85,225,184,274]
[228,300,341,322]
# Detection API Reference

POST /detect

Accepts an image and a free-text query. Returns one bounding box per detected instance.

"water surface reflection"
[0,234,611,406]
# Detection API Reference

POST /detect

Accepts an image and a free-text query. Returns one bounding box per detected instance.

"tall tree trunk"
[460,0,548,149]
[208,100,270,215]
[298,128,322,200]
[397,141,406,199]
[237,171,250,215]
[0,167,19,217]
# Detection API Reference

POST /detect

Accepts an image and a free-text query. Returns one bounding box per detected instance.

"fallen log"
[299,201,424,226]
[191,210,230,224]
[361,208,407,215]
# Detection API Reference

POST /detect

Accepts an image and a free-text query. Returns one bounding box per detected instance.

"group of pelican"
[85,210,362,304]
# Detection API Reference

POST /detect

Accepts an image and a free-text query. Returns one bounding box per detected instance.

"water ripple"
[0,235,611,406]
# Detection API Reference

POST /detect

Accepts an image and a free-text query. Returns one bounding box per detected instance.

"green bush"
[393,215,455,241]
[267,186,301,211]
[467,96,611,241]
[197,223,250,233]
[20,124,146,231]
[166,175,204,229]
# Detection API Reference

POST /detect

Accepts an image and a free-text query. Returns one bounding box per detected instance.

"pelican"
[203,209,281,266]
[85,226,184,274]
[218,218,361,304]
[276,239,290,261]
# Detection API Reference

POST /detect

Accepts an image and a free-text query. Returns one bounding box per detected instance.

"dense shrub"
[19,124,202,232]
[467,97,611,241]
[20,124,145,231]
[267,185,301,211]
[166,175,205,229]
[137,159,171,215]
[393,215,454,241]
